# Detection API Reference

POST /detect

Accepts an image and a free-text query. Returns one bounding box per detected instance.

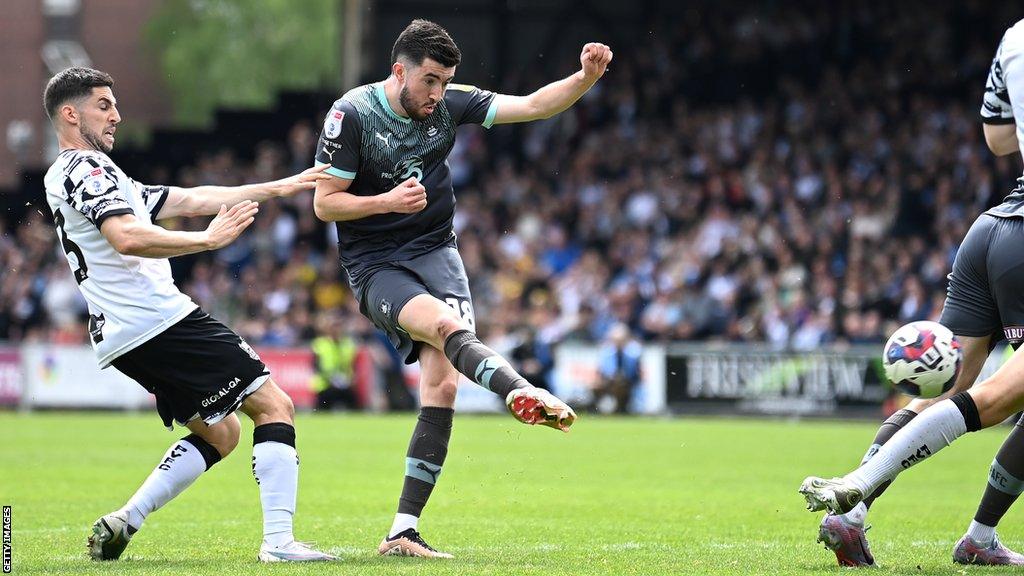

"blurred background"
[1,0,1021,419]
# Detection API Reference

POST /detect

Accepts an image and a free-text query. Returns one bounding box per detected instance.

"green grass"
[2,412,1023,575]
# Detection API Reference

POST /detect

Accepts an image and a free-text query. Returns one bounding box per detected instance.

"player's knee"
[432,315,466,345]
[206,415,240,457]
[267,386,295,422]
[427,377,459,405]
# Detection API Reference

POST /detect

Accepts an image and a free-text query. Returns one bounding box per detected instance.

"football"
[882,321,963,399]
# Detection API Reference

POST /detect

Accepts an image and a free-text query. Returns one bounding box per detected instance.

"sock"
[252,423,298,548]
[392,406,453,538]
[859,409,918,510]
[842,502,868,527]
[971,417,1024,537]
[389,513,418,538]
[122,434,221,530]
[845,393,981,495]
[444,330,531,398]
[967,520,997,546]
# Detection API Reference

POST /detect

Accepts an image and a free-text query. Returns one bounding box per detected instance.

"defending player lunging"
[312,19,612,557]
[801,18,1024,567]
[41,67,336,563]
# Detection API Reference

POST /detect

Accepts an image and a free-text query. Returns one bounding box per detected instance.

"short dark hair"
[43,67,114,120]
[391,19,461,68]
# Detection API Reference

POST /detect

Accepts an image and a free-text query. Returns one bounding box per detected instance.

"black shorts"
[111,308,270,428]
[350,245,474,364]
[941,214,1024,345]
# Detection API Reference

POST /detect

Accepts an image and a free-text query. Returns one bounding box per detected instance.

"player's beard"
[80,124,112,153]
[399,86,432,121]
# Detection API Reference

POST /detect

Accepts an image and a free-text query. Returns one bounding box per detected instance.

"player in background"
[313,19,611,557]
[42,67,337,563]
[802,19,1024,567]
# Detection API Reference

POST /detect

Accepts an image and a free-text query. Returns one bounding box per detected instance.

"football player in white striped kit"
[42,67,336,563]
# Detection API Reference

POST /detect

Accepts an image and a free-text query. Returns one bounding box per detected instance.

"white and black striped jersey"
[983,19,1024,218]
[43,149,197,367]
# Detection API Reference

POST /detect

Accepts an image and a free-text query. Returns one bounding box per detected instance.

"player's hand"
[580,43,613,82]
[270,164,332,198]
[205,200,258,249]
[385,177,428,214]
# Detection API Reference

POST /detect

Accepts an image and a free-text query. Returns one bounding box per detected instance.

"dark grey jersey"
[314,82,497,280]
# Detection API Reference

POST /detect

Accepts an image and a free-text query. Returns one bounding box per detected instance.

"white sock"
[841,502,868,526]
[389,513,418,538]
[845,400,967,495]
[253,440,298,548]
[122,438,208,530]
[967,520,996,546]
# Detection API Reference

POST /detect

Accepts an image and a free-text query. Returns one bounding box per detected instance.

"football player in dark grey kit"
[313,19,612,558]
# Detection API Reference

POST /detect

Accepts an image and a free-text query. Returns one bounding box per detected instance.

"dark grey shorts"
[351,245,475,364]
[941,214,1024,345]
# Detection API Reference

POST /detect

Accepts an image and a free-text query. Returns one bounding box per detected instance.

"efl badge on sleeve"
[324,110,344,139]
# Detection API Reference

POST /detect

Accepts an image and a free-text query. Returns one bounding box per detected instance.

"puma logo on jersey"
[322,147,336,162]
[375,131,391,148]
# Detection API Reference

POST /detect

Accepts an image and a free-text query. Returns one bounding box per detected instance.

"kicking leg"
[379,345,455,559]
[398,294,576,431]
[88,414,235,561]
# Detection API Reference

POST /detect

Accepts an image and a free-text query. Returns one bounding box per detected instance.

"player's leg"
[954,416,1024,565]
[379,345,456,558]
[240,379,338,562]
[88,329,241,562]
[800,215,1006,513]
[817,335,989,566]
[397,294,575,430]
[89,413,237,562]
[953,216,1024,564]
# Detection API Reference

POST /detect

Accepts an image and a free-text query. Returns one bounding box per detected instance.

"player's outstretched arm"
[491,42,613,125]
[154,165,330,220]
[100,200,258,258]
[313,176,426,222]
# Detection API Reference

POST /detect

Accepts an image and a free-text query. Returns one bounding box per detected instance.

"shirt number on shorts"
[445,297,475,330]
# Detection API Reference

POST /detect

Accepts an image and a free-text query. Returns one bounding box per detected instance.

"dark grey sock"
[861,409,917,509]
[974,417,1024,527]
[397,407,453,517]
[443,329,531,399]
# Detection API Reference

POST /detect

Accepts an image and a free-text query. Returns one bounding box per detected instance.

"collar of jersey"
[375,83,412,124]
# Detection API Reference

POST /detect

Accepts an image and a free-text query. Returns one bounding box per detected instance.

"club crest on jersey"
[393,156,423,184]
[324,110,344,139]
[426,126,438,137]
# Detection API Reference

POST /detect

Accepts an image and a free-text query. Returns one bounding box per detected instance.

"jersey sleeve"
[314,99,361,180]
[444,84,498,128]
[982,38,1015,125]
[131,180,170,221]
[65,155,134,227]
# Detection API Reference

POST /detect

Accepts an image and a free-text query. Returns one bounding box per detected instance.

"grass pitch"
[2,411,1023,575]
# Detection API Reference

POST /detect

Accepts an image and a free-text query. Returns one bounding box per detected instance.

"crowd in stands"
[2,2,1022,359]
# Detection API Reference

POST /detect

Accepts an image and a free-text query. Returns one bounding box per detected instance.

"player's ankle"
[263,532,294,549]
